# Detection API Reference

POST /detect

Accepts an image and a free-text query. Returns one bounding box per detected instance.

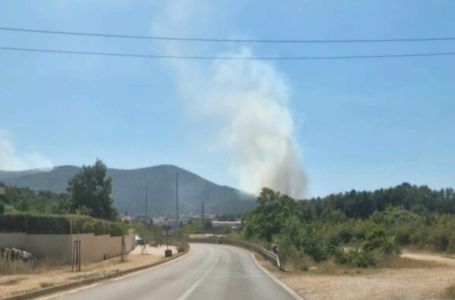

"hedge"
[0,214,127,236]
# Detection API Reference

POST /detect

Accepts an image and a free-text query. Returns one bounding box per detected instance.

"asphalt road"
[54,243,300,300]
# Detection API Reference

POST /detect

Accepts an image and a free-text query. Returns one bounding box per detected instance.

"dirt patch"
[257,251,455,300]
[0,277,25,286]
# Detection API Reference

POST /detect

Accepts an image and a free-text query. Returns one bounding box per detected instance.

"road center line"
[177,253,221,300]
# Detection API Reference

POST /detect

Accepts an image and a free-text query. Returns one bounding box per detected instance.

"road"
[53,243,300,300]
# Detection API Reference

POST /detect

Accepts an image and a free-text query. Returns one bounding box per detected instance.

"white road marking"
[246,248,304,300]
[176,253,221,300]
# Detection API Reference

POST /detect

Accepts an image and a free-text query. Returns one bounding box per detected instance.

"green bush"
[0,213,126,236]
[362,228,399,255]
[350,250,377,268]
[109,222,127,236]
[0,214,27,232]
[443,284,455,300]
[27,215,70,234]
[334,248,378,268]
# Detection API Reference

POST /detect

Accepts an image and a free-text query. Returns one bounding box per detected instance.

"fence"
[0,214,126,236]
[189,237,282,270]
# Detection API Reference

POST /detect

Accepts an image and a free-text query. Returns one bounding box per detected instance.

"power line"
[1,46,455,61]
[1,26,455,44]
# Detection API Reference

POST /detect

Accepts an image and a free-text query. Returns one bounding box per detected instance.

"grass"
[0,256,64,275]
[0,277,25,286]
[442,284,455,299]
[39,282,54,288]
[0,258,33,275]
[376,255,443,269]
[280,254,443,276]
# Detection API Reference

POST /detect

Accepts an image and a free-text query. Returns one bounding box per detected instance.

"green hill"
[0,165,256,216]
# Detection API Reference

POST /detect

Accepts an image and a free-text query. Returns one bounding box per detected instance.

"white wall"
[75,233,135,262]
[0,232,135,263]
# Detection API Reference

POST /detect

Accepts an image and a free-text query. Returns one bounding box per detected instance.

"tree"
[67,159,118,220]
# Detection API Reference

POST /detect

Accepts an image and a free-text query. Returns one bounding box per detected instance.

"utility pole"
[145,186,149,220]
[176,173,179,228]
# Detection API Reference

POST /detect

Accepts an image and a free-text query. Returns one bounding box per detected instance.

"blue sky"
[0,0,454,197]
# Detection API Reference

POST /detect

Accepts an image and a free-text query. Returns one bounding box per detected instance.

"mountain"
[0,165,256,216]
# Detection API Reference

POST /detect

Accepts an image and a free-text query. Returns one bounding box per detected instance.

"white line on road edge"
[176,253,222,300]
[248,251,304,300]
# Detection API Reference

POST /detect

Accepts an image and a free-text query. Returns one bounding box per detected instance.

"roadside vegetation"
[243,184,455,270]
[443,284,455,300]
[0,160,127,238]
[0,160,117,219]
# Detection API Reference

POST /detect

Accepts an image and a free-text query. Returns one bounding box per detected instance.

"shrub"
[334,248,377,268]
[302,240,327,262]
[350,250,377,268]
[109,222,127,236]
[362,228,399,255]
[27,215,71,234]
[0,213,126,236]
[443,284,455,300]
[0,214,27,232]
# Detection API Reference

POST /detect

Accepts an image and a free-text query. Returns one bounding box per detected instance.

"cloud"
[0,130,53,171]
[152,0,307,198]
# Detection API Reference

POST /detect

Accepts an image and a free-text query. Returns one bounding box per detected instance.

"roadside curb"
[3,248,190,300]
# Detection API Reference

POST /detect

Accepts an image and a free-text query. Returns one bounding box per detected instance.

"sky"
[0,0,454,198]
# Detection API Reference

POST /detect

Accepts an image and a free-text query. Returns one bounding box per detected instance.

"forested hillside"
[0,165,256,216]
[302,182,455,220]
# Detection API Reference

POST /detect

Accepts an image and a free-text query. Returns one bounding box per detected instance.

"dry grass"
[442,284,455,299]
[0,256,64,276]
[39,282,54,288]
[0,277,25,286]
[279,254,442,277]
[0,259,33,275]
[255,250,455,300]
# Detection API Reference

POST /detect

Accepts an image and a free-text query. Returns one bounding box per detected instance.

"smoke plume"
[153,2,306,198]
[0,130,53,171]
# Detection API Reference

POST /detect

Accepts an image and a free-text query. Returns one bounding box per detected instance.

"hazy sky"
[1,0,454,197]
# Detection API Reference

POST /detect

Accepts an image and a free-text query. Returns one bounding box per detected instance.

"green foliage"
[131,223,163,244]
[443,284,455,300]
[305,183,455,220]
[0,202,4,215]
[243,188,406,269]
[0,214,27,232]
[0,213,126,236]
[216,214,238,221]
[0,185,69,215]
[244,188,297,242]
[244,184,455,271]
[334,248,378,268]
[182,219,213,234]
[67,159,118,221]
[362,228,399,255]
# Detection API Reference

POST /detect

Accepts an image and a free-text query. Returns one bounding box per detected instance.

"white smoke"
[153,2,306,198]
[0,130,53,171]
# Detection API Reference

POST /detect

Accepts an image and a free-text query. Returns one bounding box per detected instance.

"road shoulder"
[1,246,189,300]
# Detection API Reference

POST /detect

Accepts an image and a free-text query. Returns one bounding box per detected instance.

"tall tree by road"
[67,159,118,220]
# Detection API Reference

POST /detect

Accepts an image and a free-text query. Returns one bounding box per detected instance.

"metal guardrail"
[189,237,282,270]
